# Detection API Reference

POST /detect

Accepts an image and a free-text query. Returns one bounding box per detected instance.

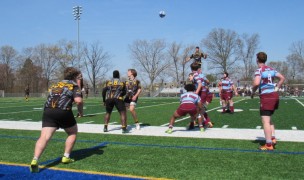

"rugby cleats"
[62,156,75,164]
[188,122,195,130]
[165,128,173,134]
[122,128,129,133]
[272,138,277,148]
[259,144,274,151]
[135,123,140,130]
[30,159,39,173]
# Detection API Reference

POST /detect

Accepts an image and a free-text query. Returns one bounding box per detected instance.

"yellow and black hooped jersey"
[125,79,141,98]
[102,78,126,101]
[44,80,82,110]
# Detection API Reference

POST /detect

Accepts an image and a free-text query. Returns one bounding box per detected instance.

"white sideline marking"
[222,125,229,128]
[83,121,94,124]
[72,107,87,110]
[249,109,259,111]
[293,97,304,107]
[292,126,297,130]
[256,126,262,129]
[109,122,118,125]
[1,120,304,142]
[19,119,32,121]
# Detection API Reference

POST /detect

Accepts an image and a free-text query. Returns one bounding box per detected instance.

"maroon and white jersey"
[221,77,234,92]
[180,92,201,105]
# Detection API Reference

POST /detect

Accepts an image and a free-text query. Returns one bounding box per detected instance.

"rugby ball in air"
[159,11,166,18]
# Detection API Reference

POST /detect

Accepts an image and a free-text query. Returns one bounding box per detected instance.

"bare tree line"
[0,40,111,94]
[1,28,303,95]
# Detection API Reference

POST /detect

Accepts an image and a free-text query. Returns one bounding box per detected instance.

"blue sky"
[1,0,303,76]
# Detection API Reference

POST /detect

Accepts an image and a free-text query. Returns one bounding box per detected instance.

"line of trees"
[1,28,303,95]
[0,40,111,94]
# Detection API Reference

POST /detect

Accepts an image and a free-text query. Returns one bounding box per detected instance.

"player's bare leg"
[260,116,273,147]
[129,104,140,130]
[221,99,227,113]
[103,113,111,132]
[166,111,180,134]
[33,127,57,160]
[63,125,78,156]
[228,99,234,113]
[119,111,128,133]
[77,103,83,117]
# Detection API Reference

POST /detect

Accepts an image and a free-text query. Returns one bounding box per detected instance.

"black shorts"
[124,97,138,104]
[105,98,126,113]
[260,109,275,116]
[42,108,76,129]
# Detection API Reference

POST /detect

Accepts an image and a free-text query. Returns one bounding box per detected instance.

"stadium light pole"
[73,6,82,64]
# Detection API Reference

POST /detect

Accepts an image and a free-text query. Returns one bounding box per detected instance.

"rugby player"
[124,69,142,130]
[30,67,83,173]
[252,52,285,151]
[102,70,128,133]
[165,84,204,134]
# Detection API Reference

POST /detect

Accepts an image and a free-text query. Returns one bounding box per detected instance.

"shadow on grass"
[82,114,97,117]
[252,138,266,146]
[39,142,107,172]
[106,123,151,132]
[139,123,150,127]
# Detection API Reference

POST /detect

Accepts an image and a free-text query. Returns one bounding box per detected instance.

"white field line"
[293,97,304,107]
[0,101,102,109]
[0,109,41,115]
[0,104,43,109]
[83,121,94,124]
[160,98,246,127]
[108,122,118,125]
[81,102,179,116]
[1,101,178,116]
[292,126,298,130]
[222,125,229,128]
[19,119,32,121]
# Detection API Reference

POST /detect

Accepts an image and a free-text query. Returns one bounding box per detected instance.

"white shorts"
[130,101,137,106]
[126,101,137,106]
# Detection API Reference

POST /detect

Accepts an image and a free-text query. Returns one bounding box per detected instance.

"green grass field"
[1,96,304,179]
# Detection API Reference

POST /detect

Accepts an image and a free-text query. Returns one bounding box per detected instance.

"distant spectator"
[25,84,30,102]
[85,84,89,99]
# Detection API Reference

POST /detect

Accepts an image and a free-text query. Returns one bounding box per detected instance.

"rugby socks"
[203,113,210,122]
[203,112,208,118]
[230,106,234,112]
[104,124,108,129]
[33,157,38,160]
[266,140,273,146]
[64,153,70,158]
[134,119,139,124]
[222,107,226,113]
[168,125,173,129]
